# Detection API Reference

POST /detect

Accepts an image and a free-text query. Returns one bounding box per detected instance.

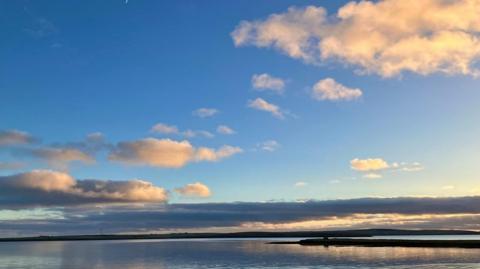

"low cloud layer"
[232,0,480,77]
[0,170,168,207]
[109,138,242,168]
[3,196,480,236]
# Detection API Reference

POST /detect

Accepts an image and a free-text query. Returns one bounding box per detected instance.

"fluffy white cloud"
[0,170,168,205]
[175,182,211,198]
[192,108,219,118]
[351,158,390,171]
[251,73,286,93]
[216,125,236,135]
[0,130,35,146]
[232,0,480,77]
[248,98,284,119]
[151,123,179,135]
[109,138,242,168]
[312,78,362,101]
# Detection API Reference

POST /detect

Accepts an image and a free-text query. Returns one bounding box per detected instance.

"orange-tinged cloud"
[109,138,242,168]
[0,170,168,205]
[175,182,211,198]
[350,158,390,171]
[232,0,480,77]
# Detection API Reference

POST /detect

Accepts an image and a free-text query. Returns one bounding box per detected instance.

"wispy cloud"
[232,1,480,77]
[192,108,219,118]
[251,73,285,94]
[312,78,362,101]
[248,98,285,119]
[151,123,214,139]
[216,125,236,135]
[294,181,307,187]
[256,140,280,152]
[0,162,25,171]
[0,130,36,146]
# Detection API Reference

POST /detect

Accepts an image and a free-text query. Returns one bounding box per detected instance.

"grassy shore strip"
[1,229,478,243]
[271,238,480,248]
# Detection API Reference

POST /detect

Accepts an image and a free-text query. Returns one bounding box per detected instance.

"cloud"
[216,125,236,135]
[294,181,307,187]
[151,123,179,135]
[232,1,480,77]
[109,138,195,168]
[5,196,480,235]
[0,130,36,146]
[56,132,112,155]
[363,173,382,179]
[0,162,24,171]
[108,138,242,168]
[192,108,219,118]
[351,158,424,179]
[312,78,362,101]
[151,123,214,139]
[30,147,95,167]
[257,140,280,152]
[251,73,286,94]
[0,170,168,207]
[195,145,243,162]
[175,182,211,198]
[248,98,284,119]
[351,158,390,171]
[183,130,215,139]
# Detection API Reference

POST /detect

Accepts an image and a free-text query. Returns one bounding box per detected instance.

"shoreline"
[0,229,478,243]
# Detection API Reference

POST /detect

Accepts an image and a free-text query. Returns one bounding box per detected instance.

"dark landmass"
[0,229,478,242]
[272,238,480,248]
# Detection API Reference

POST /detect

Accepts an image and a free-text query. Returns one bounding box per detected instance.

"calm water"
[1,237,480,269]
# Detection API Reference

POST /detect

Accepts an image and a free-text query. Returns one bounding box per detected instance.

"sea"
[1,236,480,268]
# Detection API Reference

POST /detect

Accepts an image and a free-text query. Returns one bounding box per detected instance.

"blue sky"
[1,0,480,234]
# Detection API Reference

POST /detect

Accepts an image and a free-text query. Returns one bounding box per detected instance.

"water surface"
[1,238,480,269]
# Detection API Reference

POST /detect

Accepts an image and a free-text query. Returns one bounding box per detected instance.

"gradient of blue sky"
[1,0,480,206]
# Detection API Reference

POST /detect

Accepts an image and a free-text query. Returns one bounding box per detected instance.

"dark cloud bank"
[1,195,480,236]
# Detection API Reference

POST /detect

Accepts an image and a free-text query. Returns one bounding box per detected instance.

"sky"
[1,0,480,236]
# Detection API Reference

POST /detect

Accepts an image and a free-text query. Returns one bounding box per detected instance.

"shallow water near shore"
[1,238,480,269]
